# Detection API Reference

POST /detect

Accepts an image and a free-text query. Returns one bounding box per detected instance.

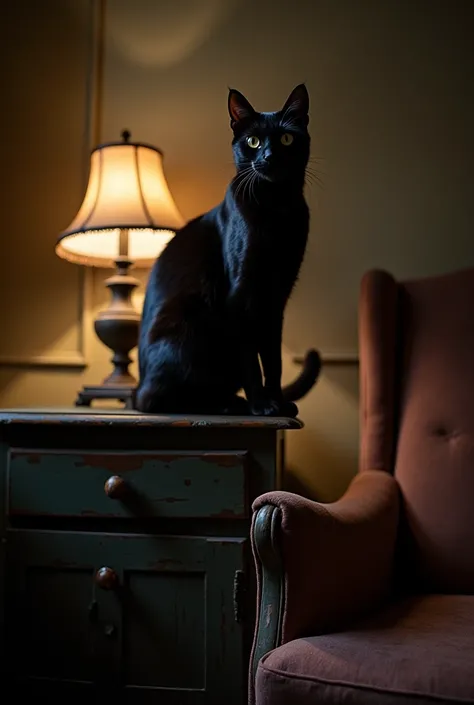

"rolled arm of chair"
[249,469,399,687]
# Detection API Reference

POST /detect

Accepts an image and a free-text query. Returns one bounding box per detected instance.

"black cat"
[135,84,313,417]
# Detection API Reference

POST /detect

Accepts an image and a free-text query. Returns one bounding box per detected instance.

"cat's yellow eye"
[246,136,260,149]
[281,133,294,146]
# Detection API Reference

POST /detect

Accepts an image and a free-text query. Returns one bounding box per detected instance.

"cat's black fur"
[135,84,311,417]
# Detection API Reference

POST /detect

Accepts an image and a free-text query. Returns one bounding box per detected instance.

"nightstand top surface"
[0,407,303,430]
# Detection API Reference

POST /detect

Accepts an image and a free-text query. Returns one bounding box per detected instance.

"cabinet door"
[6,530,248,704]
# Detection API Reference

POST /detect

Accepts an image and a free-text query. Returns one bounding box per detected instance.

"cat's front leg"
[258,314,298,418]
[241,341,280,416]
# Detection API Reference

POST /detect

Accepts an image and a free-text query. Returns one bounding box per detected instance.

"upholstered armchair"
[250,267,474,705]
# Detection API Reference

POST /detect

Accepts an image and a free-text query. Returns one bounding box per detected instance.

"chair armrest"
[249,469,399,690]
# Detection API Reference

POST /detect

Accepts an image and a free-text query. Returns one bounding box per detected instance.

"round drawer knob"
[95,566,119,591]
[104,475,127,499]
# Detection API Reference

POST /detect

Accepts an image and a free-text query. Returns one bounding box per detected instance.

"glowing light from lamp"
[56,135,184,268]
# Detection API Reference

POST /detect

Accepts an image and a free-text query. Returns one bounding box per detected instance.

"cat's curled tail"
[281,349,322,402]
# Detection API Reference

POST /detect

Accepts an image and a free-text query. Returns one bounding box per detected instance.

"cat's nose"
[263,149,273,162]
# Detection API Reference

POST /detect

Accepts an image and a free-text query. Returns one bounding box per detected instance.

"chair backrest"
[359,267,474,594]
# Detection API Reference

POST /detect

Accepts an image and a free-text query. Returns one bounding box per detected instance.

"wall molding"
[294,351,359,366]
[0,354,87,369]
[0,244,94,371]
[0,1,102,372]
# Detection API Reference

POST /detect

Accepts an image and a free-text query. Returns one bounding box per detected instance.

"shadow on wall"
[105,0,241,68]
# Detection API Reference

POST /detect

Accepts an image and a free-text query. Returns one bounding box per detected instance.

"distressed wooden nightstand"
[0,407,301,704]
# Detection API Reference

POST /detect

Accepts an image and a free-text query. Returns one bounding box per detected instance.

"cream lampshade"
[56,130,184,267]
[56,130,184,409]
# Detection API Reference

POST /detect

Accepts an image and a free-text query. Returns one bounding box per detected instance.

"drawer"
[7,449,248,519]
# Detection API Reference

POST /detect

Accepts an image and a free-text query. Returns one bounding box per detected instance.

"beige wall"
[1,0,473,501]
[0,1,93,399]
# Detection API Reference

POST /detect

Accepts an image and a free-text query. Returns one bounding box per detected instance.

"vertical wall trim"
[79,0,107,367]
[0,0,101,370]
[91,0,106,147]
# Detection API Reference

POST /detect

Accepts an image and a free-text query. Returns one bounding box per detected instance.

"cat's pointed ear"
[228,89,256,128]
[281,83,309,125]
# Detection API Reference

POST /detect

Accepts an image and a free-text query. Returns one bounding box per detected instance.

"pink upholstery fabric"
[251,267,474,705]
[393,269,474,592]
[359,267,474,592]
[252,471,399,643]
[256,595,474,705]
[359,269,399,473]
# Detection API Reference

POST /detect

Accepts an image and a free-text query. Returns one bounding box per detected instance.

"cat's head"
[228,84,310,186]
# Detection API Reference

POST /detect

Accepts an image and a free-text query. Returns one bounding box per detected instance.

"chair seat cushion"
[256,595,474,704]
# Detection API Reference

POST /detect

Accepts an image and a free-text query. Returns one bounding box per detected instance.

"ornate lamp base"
[75,257,140,409]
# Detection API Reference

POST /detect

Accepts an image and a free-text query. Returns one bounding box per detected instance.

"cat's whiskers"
[252,163,272,183]
[308,157,325,171]
[234,165,253,178]
[305,166,324,190]
[233,176,246,201]
[234,164,264,203]
[233,165,254,187]
[233,166,254,201]
[248,170,260,202]
[243,172,252,203]
[248,170,259,205]
[306,156,326,187]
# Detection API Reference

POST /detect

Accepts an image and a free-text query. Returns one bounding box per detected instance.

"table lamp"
[56,130,184,408]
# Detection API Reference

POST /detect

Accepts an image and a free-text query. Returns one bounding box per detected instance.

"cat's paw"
[249,396,298,418]
[220,396,250,415]
[249,398,281,417]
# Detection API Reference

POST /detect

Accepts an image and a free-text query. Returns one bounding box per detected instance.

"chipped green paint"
[8,450,248,519]
[6,530,246,701]
[0,408,301,703]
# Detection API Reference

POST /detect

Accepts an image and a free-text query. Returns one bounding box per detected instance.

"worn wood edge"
[294,351,359,366]
[250,505,285,694]
[0,409,303,430]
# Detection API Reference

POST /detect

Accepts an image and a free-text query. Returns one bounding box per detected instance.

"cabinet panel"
[121,537,247,704]
[6,529,247,704]
[20,566,95,683]
[124,571,205,689]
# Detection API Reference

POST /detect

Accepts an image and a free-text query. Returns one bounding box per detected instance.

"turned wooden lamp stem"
[94,228,141,387]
